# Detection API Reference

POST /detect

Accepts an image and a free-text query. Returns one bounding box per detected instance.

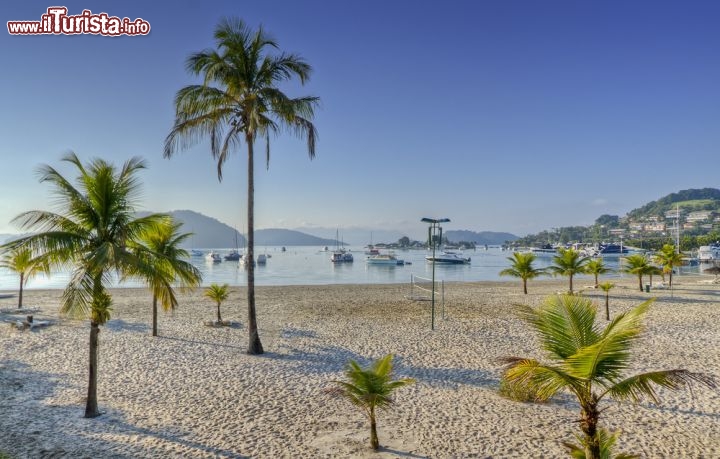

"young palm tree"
[6,153,168,418]
[329,354,415,451]
[205,283,230,323]
[502,294,716,459]
[136,219,202,336]
[164,17,319,355]
[499,252,545,294]
[598,281,615,321]
[0,245,49,308]
[548,248,590,294]
[622,254,651,292]
[585,258,611,288]
[653,244,684,288]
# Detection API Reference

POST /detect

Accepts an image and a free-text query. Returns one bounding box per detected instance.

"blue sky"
[1,1,718,239]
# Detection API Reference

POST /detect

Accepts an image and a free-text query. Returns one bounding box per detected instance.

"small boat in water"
[366,253,404,266]
[190,249,204,257]
[257,254,267,265]
[224,250,241,261]
[331,250,354,263]
[425,251,471,265]
[206,251,222,263]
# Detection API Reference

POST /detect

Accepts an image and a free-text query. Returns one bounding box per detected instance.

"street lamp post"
[422,217,450,330]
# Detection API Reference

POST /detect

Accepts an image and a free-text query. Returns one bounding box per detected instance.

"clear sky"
[1,1,718,239]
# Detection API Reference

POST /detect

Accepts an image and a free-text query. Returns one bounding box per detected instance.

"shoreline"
[1,277,719,457]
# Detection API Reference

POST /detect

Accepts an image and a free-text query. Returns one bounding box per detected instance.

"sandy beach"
[1,276,719,458]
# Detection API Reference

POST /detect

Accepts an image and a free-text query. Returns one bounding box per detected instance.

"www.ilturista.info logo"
[7,7,150,36]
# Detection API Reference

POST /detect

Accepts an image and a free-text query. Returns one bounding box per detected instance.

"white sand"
[1,276,719,458]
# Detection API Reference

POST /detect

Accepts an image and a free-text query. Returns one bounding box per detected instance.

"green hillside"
[626,188,720,219]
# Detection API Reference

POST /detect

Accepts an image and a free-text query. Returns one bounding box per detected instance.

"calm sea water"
[0,246,703,291]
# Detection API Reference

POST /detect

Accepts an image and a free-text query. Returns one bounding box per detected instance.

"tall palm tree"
[329,354,415,451]
[204,283,229,323]
[136,219,202,336]
[0,245,49,308]
[622,254,651,292]
[653,244,684,288]
[502,295,716,459]
[549,248,590,294]
[598,281,615,321]
[499,252,545,294]
[6,153,168,418]
[585,258,611,288]
[164,17,319,355]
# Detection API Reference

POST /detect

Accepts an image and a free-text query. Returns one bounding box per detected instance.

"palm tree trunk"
[152,294,158,337]
[605,293,610,321]
[85,321,101,418]
[18,273,24,308]
[370,406,379,450]
[638,275,643,292]
[246,138,263,355]
[217,301,222,323]
[594,274,599,288]
[569,274,574,294]
[523,279,527,295]
[580,402,600,459]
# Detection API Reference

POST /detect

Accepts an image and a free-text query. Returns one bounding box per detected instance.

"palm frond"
[604,370,717,404]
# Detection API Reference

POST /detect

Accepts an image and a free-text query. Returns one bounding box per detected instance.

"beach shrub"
[328,354,415,450]
[498,376,546,403]
[501,294,716,459]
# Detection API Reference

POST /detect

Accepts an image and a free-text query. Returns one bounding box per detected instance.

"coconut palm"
[164,18,319,355]
[135,219,202,336]
[622,254,651,292]
[205,283,230,323]
[653,244,684,288]
[329,354,415,450]
[585,258,611,288]
[499,252,545,294]
[6,153,168,418]
[548,248,590,294]
[0,245,49,308]
[502,294,716,459]
[598,281,615,321]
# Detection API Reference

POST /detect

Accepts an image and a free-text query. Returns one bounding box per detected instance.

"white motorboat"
[425,251,471,265]
[366,253,404,266]
[206,251,222,263]
[190,249,204,257]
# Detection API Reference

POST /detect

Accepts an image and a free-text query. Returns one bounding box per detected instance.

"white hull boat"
[425,251,471,265]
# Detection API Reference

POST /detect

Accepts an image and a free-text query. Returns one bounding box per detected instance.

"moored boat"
[366,253,404,266]
[425,251,471,265]
[206,251,222,263]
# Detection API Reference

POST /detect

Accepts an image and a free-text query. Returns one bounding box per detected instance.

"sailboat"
[330,229,353,263]
[225,228,241,261]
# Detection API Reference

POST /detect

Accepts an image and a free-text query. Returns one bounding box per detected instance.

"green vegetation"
[514,188,720,251]
[205,283,230,323]
[502,294,716,459]
[164,18,319,355]
[0,245,49,308]
[329,354,415,450]
[136,220,202,337]
[598,282,615,321]
[585,258,611,288]
[622,254,653,292]
[548,248,590,294]
[2,153,170,418]
[499,252,546,294]
[653,245,684,288]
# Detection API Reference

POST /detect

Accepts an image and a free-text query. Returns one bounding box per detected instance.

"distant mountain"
[253,228,338,246]
[626,188,720,220]
[445,230,519,245]
[292,227,407,246]
[150,210,338,247]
